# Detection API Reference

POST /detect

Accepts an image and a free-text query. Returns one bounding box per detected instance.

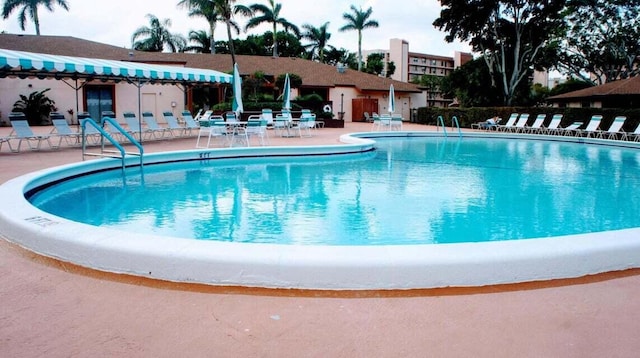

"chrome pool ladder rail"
[81,117,144,170]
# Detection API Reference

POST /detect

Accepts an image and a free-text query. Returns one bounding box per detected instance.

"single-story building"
[547,76,640,108]
[0,34,423,125]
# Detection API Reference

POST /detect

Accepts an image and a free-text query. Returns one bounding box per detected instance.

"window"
[84,85,115,121]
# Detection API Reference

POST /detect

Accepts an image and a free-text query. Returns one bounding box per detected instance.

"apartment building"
[364,38,473,107]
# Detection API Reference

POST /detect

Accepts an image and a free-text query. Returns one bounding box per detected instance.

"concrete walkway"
[1,122,640,357]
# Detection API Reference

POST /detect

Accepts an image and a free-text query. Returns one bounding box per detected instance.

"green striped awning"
[0,48,232,84]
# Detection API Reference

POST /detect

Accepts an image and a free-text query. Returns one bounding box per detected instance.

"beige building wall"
[0,77,185,125]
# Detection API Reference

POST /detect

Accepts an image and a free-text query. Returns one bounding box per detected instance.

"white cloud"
[0,0,471,56]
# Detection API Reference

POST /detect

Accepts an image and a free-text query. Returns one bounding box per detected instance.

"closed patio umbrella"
[282,73,291,110]
[388,84,395,114]
[232,63,243,117]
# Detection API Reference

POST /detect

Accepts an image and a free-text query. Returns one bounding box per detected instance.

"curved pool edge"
[2,131,640,290]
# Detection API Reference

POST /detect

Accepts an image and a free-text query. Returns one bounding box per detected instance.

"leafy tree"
[324,47,358,69]
[557,1,640,84]
[232,34,269,55]
[12,88,56,125]
[209,0,252,66]
[131,14,186,52]
[363,53,384,75]
[411,75,443,107]
[245,0,300,57]
[440,57,503,107]
[177,0,240,54]
[386,61,396,78]
[184,29,212,53]
[548,78,593,96]
[2,0,69,35]
[339,5,379,71]
[434,0,567,105]
[301,22,333,62]
[263,31,305,57]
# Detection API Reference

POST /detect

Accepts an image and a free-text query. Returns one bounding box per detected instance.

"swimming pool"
[2,131,640,289]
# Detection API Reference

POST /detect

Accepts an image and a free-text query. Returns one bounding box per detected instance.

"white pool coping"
[1,131,640,290]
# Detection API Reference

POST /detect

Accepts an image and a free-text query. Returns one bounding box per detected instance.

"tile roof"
[0,34,421,93]
[548,76,640,100]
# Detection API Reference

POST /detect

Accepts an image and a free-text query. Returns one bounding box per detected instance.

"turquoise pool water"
[28,137,640,245]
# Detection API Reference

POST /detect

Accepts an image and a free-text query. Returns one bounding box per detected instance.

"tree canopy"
[2,0,69,35]
[434,0,567,105]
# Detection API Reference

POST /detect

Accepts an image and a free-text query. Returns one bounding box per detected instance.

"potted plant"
[12,88,57,126]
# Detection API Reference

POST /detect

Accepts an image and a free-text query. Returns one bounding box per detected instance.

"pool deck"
[2,122,640,357]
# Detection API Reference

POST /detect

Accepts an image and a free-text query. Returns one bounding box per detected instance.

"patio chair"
[575,114,603,138]
[0,133,12,152]
[9,119,51,152]
[181,110,201,135]
[50,117,82,148]
[496,113,519,132]
[123,112,151,141]
[390,114,403,131]
[261,108,274,127]
[163,111,188,137]
[243,119,268,146]
[196,117,227,148]
[619,120,640,141]
[596,116,626,140]
[559,121,583,136]
[507,113,530,133]
[225,111,239,123]
[523,114,546,134]
[539,114,563,135]
[297,110,316,137]
[142,112,171,140]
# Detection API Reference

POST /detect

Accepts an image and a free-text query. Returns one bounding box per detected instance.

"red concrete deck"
[2,122,640,357]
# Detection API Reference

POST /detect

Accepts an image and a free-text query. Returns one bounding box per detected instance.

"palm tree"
[339,5,379,71]
[301,22,333,63]
[131,14,186,52]
[184,30,212,53]
[177,0,240,54]
[208,0,252,66]
[245,0,300,57]
[2,0,69,35]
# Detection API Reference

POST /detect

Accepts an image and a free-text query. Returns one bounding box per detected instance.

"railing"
[437,115,462,138]
[81,117,144,170]
[451,116,462,138]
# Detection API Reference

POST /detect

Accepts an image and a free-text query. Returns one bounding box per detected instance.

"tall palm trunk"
[209,22,216,54]
[357,31,363,71]
[272,22,278,57]
[226,19,236,66]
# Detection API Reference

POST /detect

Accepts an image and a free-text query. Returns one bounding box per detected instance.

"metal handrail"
[451,116,462,137]
[437,115,447,137]
[81,117,144,170]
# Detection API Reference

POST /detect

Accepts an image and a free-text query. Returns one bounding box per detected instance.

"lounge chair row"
[476,113,640,141]
[0,111,203,153]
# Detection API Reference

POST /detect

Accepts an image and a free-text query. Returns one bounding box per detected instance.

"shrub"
[12,89,57,126]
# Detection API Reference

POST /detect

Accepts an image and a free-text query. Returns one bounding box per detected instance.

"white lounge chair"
[123,112,151,141]
[142,112,171,140]
[163,111,188,137]
[496,113,519,132]
[50,117,82,148]
[524,114,546,134]
[9,119,51,152]
[559,122,583,136]
[620,121,640,141]
[575,115,603,138]
[540,114,563,135]
[508,113,530,133]
[596,116,626,140]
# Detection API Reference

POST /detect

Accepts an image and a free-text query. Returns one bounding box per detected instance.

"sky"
[0,0,472,57]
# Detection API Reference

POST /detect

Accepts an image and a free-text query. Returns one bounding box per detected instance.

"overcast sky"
[0,0,472,57]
